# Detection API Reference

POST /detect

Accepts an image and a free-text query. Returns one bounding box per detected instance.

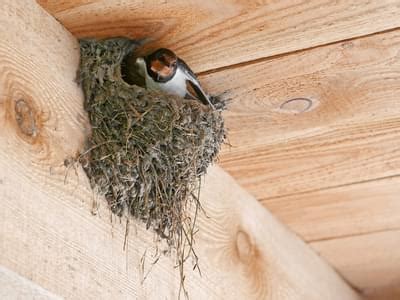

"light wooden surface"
[12,0,400,298]
[37,0,400,73]
[200,29,400,200]
[0,1,361,299]
[264,176,400,242]
[199,27,400,296]
[311,229,400,294]
[0,266,61,300]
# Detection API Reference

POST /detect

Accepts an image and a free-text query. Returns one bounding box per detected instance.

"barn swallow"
[135,48,215,109]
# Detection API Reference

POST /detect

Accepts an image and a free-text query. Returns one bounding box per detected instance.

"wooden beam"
[311,230,400,294]
[0,266,61,300]
[37,0,400,73]
[0,1,360,299]
[263,176,400,242]
[199,29,400,201]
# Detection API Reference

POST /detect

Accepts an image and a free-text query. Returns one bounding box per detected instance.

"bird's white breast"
[146,68,187,98]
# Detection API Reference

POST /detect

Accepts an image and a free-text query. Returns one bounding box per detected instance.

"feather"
[185,80,215,109]
[178,58,215,109]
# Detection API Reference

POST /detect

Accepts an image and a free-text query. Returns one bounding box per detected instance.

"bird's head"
[145,48,178,82]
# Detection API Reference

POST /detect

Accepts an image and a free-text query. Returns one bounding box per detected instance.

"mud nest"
[78,38,225,254]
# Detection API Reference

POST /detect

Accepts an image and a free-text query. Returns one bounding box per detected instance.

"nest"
[78,38,225,260]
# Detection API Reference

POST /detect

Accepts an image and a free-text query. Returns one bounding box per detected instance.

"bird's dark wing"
[178,58,215,109]
[185,80,214,108]
[177,58,198,80]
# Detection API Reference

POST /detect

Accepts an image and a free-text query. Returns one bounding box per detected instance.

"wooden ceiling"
[38,1,400,298]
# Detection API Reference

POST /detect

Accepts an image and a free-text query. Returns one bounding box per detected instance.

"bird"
[134,48,215,109]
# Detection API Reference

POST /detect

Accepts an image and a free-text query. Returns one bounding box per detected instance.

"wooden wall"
[0,1,362,299]
[2,0,400,298]
[36,1,400,298]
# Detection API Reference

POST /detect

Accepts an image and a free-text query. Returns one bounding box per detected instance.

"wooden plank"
[0,164,361,300]
[0,266,61,300]
[263,176,400,242]
[311,230,400,294]
[364,285,400,300]
[37,0,400,73]
[0,1,360,299]
[199,29,400,200]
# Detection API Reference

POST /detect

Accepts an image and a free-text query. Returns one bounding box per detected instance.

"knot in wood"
[279,97,315,114]
[14,99,38,138]
[235,230,254,263]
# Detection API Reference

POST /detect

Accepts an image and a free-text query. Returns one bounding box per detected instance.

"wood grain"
[0,266,61,300]
[32,1,400,297]
[200,30,400,200]
[264,176,400,242]
[0,1,360,299]
[37,0,400,73]
[311,230,400,294]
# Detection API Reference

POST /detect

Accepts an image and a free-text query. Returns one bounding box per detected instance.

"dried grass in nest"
[78,37,225,290]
